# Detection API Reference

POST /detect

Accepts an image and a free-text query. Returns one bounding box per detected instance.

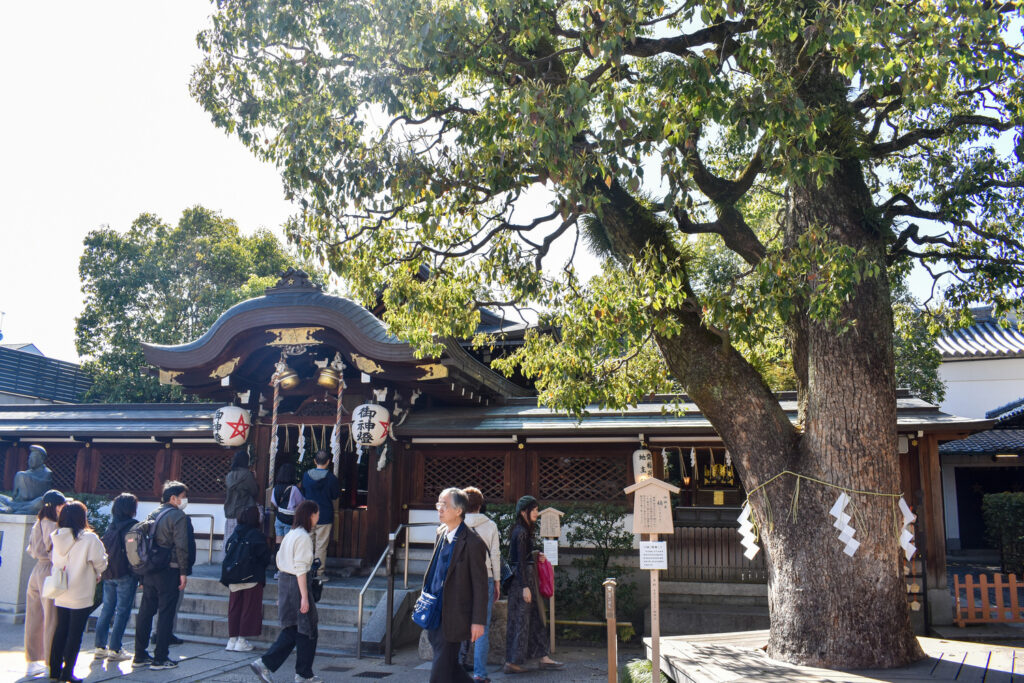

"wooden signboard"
[538,507,563,653]
[624,478,680,683]
[539,507,564,539]
[623,478,680,535]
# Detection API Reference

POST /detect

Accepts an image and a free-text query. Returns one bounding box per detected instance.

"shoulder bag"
[411,590,441,630]
[42,536,76,600]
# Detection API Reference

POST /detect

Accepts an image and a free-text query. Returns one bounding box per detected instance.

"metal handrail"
[356,521,438,659]
[187,513,215,565]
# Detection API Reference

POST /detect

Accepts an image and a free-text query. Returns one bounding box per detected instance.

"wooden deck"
[645,630,1024,682]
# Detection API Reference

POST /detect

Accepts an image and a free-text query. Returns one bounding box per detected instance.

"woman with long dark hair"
[503,496,562,674]
[224,448,259,541]
[49,500,108,682]
[250,500,321,683]
[93,493,139,661]
[23,489,66,677]
[223,504,271,652]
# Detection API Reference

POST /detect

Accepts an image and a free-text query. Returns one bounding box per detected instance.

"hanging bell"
[315,366,341,390]
[277,364,301,390]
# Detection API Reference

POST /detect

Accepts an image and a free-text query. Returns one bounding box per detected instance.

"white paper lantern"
[213,406,252,447]
[632,447,654,482]
[352,403,391,447]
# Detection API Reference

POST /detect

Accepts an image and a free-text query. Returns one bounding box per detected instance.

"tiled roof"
[937,315,1024,360]
[986,396,1024,424]
[938,428,1024,456]
[0,403,223,439]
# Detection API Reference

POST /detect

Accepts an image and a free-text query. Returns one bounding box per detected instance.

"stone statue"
[0,445,55,514]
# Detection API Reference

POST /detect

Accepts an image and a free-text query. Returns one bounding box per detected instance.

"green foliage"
[76,206,320,402]
[982,492,1024,575]
[191,0,1022,419]
[70,492,113,538]
[621,659,654,683]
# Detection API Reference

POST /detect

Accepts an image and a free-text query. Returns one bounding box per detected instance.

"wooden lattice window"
[422,455,504,503]
[96,450,156,494]
[179,450,233,499]
[48,449,78,492]
[539,455,628,501]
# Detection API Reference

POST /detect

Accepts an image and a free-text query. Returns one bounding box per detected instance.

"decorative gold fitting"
[315,366,341,390]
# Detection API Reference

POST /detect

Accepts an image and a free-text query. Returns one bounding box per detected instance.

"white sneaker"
[107,649,132,662]
[94,647,111,659]
[225,637,238,651]
[26,661,47,675]
[233,637,254,652]
[295,675,324,683]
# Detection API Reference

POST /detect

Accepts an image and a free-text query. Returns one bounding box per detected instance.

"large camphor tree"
[193,0,1023,667]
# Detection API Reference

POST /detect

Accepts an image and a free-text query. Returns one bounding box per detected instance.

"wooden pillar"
[918,432,951,625]
[74,446,93,493]
[365,446,393,562]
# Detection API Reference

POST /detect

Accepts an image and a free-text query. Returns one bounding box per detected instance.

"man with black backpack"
[131,481,192,670]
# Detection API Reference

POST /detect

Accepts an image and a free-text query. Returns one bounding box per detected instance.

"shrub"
[982,492,1024,575]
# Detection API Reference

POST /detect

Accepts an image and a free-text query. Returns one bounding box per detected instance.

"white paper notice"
[639,541,668,570]
[543,540,559,566]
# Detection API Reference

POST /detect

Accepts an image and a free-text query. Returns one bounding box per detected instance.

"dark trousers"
[428,625,473,683]
[134,567,180,661]
[49,605,92,680]
[262,625,317,678]
[228,584,264,638]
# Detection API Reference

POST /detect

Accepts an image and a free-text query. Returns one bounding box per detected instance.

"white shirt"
[276,527,314,576]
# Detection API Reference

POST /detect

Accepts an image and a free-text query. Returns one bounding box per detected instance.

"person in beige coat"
[48,500,108,683]
[23,489,66,676]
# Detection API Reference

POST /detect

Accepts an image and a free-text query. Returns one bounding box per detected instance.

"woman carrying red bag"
[502,496,562,675]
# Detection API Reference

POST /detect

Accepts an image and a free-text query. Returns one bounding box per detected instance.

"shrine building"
[0,271,989,627]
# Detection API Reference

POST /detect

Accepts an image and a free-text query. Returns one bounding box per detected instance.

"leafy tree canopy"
[193,0,1021,413]
[76,206,316,402]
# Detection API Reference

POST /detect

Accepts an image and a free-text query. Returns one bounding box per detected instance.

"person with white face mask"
[133,480,193,671]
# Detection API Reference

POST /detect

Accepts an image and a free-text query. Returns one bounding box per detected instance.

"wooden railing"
[953,573,1024,626]
[666,508,767,583]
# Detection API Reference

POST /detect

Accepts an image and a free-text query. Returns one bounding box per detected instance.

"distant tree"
[76,206,308,402]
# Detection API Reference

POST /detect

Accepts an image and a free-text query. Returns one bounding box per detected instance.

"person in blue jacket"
[301,450,339,577]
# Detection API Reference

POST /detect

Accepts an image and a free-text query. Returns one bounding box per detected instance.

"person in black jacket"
[93,493,139,662]
[222,505,271,652]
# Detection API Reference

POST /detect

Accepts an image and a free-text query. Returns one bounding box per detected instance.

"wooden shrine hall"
[0,270,991,626]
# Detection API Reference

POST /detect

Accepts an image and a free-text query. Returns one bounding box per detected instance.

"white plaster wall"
[938,357,1024,418]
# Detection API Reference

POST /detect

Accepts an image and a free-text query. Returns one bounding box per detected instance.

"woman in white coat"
[49,500,108,683]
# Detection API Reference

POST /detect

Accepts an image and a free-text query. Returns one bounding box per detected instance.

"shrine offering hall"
[0,272,988,623]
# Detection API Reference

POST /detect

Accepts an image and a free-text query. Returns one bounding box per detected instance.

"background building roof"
[0,346,91,403]
[937,306,1024,360]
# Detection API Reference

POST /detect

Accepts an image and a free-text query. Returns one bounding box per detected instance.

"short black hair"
[275,461,296,485]
[162,480,188,502]
[237,504,261,528]
[111,492,138,521]
[231,449,250,470]
[314,449,331,466]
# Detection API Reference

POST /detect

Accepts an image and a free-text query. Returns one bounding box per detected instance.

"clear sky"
[0,1,294,362]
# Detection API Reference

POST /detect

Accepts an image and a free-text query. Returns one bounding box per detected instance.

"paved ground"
[0,618,642,682]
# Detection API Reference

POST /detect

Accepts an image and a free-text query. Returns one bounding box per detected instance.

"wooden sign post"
[624,478,679,683]
[538,507,564,654]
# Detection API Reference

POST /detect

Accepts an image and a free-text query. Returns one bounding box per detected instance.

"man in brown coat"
[423,487,488,683]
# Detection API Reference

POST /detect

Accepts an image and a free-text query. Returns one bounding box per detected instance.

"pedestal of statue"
[0,514,37,624]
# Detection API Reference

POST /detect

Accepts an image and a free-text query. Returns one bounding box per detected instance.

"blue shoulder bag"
[411,590,441,630]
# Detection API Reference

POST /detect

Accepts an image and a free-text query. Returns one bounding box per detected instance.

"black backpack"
[101,518,136,580]
[125,508,174,576]
[274,485,298,526]
[220,531,256,586]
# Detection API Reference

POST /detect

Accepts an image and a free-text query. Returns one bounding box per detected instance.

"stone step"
[649,603,770,637]
[176,594,372,627]
[180,575,388,605]
[126,612,361,651]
